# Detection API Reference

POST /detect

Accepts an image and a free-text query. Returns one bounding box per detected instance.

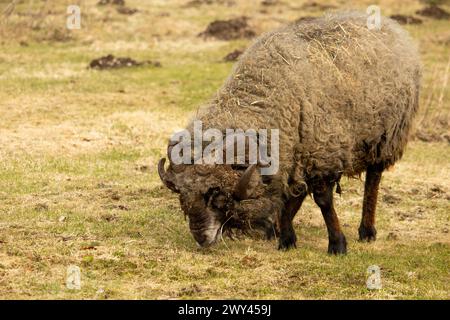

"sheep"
[158,11,421,254]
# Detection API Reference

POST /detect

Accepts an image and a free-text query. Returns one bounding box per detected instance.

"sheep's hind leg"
[278,192,307,250]
[359,163,384,242]
[312,179,347,254]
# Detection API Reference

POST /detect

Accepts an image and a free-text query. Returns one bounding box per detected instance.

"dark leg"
[359,164,383,242]
[278,192,307,250]
[312,179,347,255]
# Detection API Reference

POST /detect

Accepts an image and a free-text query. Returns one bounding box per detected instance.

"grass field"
[0,0,449,299]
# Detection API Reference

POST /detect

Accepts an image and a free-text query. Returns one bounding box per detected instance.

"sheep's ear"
[233,165,260,200]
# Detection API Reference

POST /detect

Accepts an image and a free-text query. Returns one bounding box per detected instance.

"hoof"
[359,224,377,242]
[278,230,297,250]
[328,234,347,255]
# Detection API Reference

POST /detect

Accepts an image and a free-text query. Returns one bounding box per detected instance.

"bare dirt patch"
[89,55,161,70]
[390,14,423,25]
[414,114,449,143]
[382,193,402,205]
[295,16,318,23]
[199,17,256,40]
[47,30,74,42]
[414,129,450,143]
[97,0,138,15]
[426,184,448,199]
[301,1,336,11]
[184,0,236,7]
[178,284,203,297]
[395,207,426,222]
[416,5,450,20]
[117,7,138,15]
[97,0,125,6]
[261,0,280,6]
[223,49,243,62]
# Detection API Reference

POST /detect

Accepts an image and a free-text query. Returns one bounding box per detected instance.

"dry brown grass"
[0,0,448,299]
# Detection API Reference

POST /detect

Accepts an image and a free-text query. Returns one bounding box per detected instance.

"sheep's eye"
[212,194,227,209]
[203,187,219,204]
[203,188,229,209]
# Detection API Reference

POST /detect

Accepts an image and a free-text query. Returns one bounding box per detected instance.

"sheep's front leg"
[278,192,307,250]
[359,163,384,242]
[312,179,347,254]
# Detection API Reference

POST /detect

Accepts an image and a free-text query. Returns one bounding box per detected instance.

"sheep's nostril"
[196,240,211,248]
[192,230,218,248]
[192,232,207,246]
[197,238,216,248]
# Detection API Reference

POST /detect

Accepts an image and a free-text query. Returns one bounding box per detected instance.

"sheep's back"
[193,11,421,189]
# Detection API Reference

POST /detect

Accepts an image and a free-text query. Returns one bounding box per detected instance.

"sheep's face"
[158,158,275,247]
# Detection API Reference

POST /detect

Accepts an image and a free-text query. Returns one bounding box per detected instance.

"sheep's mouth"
[185,193,277,245]
[188,208,223,247]
[219,198,277,239]
[192,228,222,248]
[191,203,276,246]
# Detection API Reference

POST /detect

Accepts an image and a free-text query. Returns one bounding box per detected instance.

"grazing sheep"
[158,11,421,254]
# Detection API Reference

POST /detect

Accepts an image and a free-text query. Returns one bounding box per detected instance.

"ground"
[0,0,449,299]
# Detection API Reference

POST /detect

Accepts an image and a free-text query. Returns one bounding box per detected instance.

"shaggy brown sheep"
[158,11,421,254]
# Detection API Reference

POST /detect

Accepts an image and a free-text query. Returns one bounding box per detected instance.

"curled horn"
[167,140,186,173]
[158,158,179,193]
[233,164,257,200]
[158,158,167,183]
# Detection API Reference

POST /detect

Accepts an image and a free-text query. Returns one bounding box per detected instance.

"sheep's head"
[158,158,276,247]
